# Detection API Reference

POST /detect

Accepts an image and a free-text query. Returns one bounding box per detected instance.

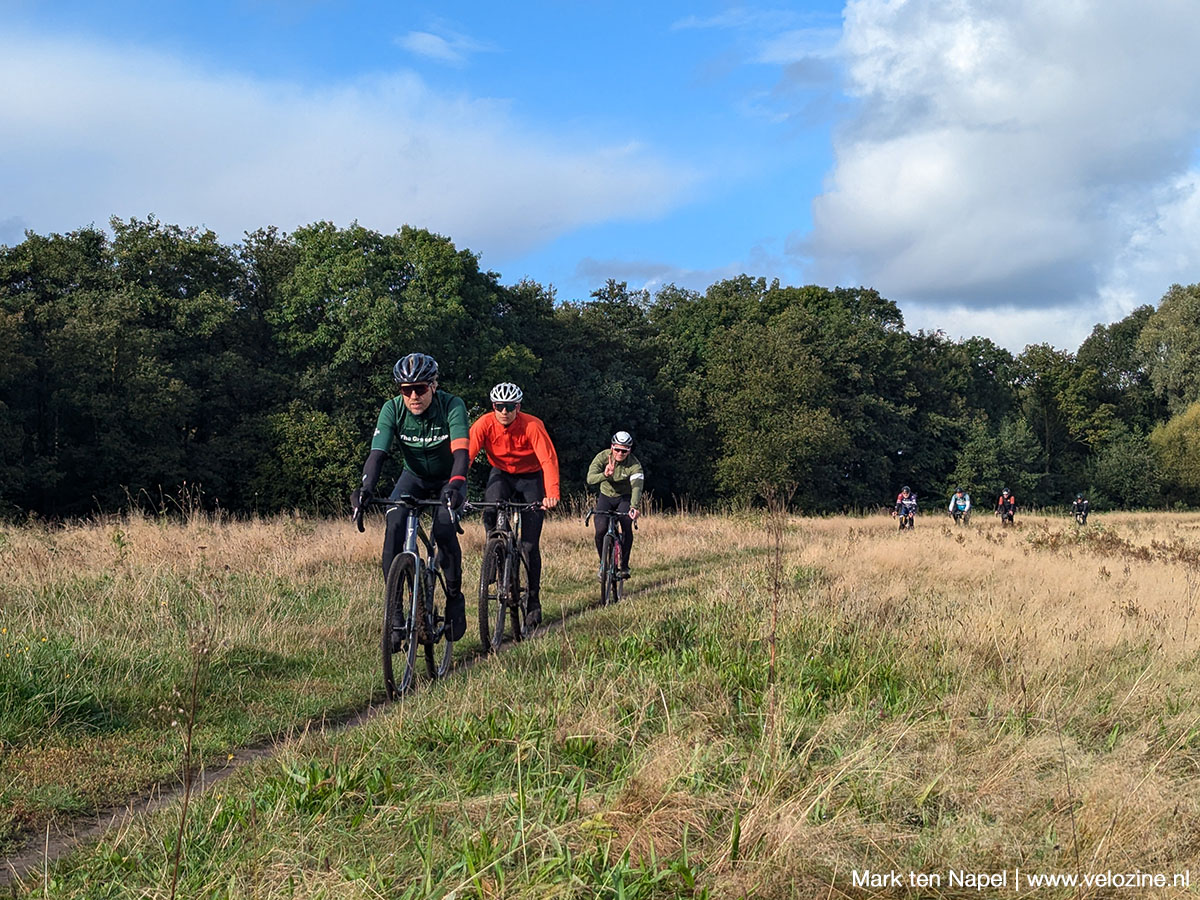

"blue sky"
[5,1,1200,351]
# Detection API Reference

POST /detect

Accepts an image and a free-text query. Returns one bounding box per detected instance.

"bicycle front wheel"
[382,554,419,700]
[510,548,531,640]
[423,567,453,679]
[478,539,507,653]
[599,533,616,607]
[611,539,624,604]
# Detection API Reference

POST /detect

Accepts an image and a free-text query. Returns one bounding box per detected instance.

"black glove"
[351,486,373,531]
[440,481,466,513]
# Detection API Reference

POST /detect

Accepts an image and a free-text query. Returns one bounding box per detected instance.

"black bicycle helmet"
[393,352,439,384]
[611,430,634,448]
[489,382,523,403]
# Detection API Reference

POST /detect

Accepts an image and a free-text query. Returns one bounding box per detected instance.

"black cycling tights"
[483,468,546,599]
[593,494,633,568]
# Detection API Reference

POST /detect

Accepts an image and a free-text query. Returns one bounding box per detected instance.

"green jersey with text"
[370,391,469,481]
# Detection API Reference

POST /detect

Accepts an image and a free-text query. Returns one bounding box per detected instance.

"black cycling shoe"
[526,597,542,628]
[446,592,467,642]
[617,567,630,579]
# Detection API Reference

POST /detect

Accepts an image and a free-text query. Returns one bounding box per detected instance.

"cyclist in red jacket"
[468,382,560,626]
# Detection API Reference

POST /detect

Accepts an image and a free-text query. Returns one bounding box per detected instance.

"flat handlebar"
[584,508,638,530]
[354,494,459,532]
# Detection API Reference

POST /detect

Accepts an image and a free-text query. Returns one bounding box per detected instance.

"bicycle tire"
[509,547,531,640]
[600,533,615,607]
[423,567,453,679]
[611,539,624,604]
[382,554,419,700]
[478,539,507,653]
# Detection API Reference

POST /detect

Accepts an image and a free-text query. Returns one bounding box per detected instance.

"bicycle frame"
[389,497,452,642]
[586,507,636,606]
[470,499,541,650]
[365,495,458,698]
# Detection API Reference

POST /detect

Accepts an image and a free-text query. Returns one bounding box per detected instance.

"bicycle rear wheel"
[478,539,507,653]
[382,555,419,700]
[423,567,453,679]
[509,548,531,640]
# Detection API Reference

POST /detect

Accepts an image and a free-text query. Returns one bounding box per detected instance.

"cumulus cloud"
[800,0,1200,341]
[0,32,696,256]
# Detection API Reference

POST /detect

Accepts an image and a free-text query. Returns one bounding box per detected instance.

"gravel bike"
[471,499,542,652]
[357,495,457,699]
[586,508,636,606]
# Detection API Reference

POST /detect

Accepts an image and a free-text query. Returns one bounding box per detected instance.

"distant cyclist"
[894,485,917,529]
[468,382,560,627]
[948,487,971,524]
[1072,492,1090,525]
[586,431,644,578]
[996,488,1016,524]
[350,352,469,641]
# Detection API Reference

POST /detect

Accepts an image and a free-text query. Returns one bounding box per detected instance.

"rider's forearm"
[449,448,468,484]
[361,449,387,492]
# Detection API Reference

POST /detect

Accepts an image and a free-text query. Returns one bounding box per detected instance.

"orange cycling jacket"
[468,411,561,499]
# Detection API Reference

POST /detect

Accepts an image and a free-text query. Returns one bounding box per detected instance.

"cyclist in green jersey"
[351,353,470,640]
[586,430,644,578]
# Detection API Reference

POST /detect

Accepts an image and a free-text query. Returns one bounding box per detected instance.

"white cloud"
[800,0,1200,338]
[756,28,842,65]
[0,32,697,257]
[394,26,495,66]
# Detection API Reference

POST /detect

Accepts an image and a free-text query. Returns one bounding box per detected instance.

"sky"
[5,0,1200,353]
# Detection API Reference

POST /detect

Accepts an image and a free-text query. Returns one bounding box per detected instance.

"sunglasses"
[399,383,431,398]
[493,402,518,412]
[611,446,630,454]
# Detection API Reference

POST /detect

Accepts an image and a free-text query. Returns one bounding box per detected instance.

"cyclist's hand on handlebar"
[628,506,639,521]
[440,481,466,513]
[350,486,372,531]
[542,495,560,511]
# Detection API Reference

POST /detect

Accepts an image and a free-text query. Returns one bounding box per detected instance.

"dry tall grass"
[6,509,1200,897]
[727,511,1200,895]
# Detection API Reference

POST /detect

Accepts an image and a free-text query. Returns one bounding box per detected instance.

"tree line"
[3,216,1200,519]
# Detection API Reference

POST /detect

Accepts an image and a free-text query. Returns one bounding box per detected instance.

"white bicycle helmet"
[611,430,634,448]
[489,382,524,404]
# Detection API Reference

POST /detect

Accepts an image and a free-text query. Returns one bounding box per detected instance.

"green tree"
[1087,427,1161,509]
[707,307,846,504]
[1077,305,1164,433]
[1137,283,1200,414]
[1149,401,1200,506]
[952,416,1044,505]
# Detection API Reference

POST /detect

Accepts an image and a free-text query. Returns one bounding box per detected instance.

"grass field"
[3,508,1200,897]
